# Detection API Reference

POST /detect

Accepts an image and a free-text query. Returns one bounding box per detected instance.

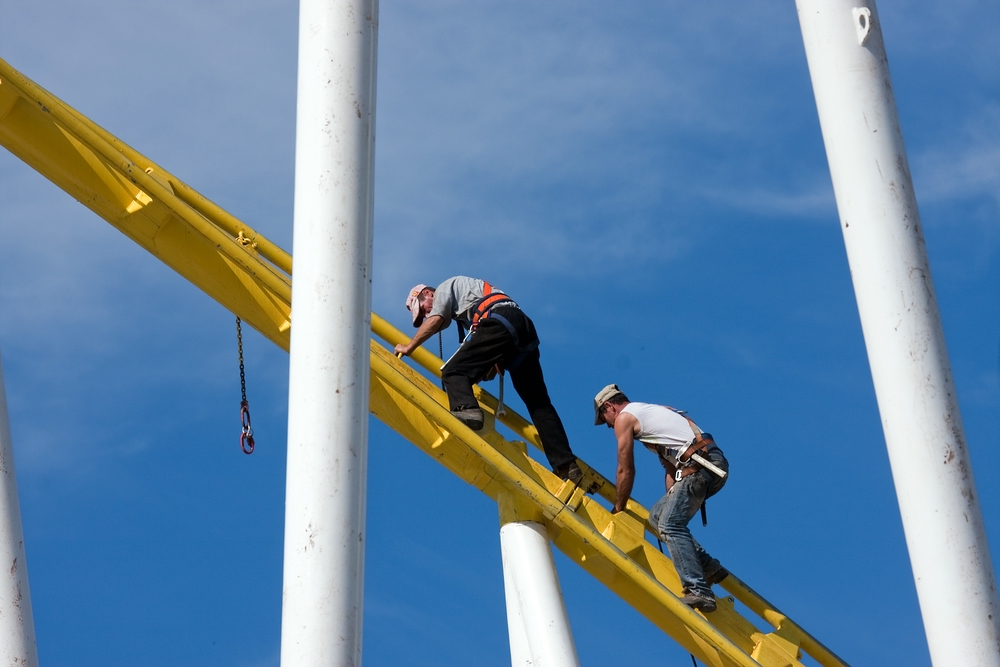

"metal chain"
[236,317,255,455]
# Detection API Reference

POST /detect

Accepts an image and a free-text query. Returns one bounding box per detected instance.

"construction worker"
[395,277,582,483]
[594,384,728,612]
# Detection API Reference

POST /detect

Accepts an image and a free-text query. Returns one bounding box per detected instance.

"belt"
[674,435,717,480]
[679,435,715,463]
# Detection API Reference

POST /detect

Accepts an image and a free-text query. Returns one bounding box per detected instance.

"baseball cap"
[405,284,428,327]
[594,383,622,425]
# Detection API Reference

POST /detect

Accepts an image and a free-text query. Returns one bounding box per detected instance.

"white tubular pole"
[0,353,38,667]
[796,3,1000,664]
[500,521,580,667]
[280,1,378,666]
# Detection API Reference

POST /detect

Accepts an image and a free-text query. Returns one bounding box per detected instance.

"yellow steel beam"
[0,58,292,350]
[0,56,850,667]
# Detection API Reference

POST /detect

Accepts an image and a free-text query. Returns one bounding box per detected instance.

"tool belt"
[673,434,715,481]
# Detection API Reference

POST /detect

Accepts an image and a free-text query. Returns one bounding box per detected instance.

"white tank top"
[620,402,697,460]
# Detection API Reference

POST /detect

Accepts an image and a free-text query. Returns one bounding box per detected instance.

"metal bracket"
[852,7,873,45]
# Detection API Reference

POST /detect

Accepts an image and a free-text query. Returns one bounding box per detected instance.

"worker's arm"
[394,315,446,356]
[612,412,639,514]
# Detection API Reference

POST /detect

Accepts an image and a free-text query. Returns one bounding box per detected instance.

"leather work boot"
[553,460,583,484]
[680,590,717,613]
[451,407,484,431]
[704,565,730,586]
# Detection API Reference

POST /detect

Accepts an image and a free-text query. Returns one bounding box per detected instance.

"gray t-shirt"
[429,276,505,329]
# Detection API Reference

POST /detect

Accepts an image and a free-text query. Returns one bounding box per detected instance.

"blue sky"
[1,1,999,665]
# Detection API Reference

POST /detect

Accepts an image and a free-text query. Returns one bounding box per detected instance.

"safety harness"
[480,282,539,360]
[642,412,713,477]
[456,282,507,343]
[459,282,540,417]
[471,282,517,329]
[674,417,715,480]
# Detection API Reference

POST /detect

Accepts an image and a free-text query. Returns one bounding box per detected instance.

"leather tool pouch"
[481,363,501,382]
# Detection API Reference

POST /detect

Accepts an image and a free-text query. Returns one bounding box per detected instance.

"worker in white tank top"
[594,383,729,613]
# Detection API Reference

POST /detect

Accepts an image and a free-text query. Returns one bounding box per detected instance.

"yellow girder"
[0,55,849,667]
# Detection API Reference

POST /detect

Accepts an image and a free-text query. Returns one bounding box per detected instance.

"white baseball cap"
[405,284,428,327]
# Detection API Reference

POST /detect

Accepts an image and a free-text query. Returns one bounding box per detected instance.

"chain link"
[236,317,254,454]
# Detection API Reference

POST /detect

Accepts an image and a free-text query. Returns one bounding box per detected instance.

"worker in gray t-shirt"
[395,276,581,483]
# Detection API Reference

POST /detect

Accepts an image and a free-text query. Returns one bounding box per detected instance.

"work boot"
[705,560,729,586]
[680,590,717,613]
[553,460,583,484]
[451,407,484,431]
[705,565,729,586]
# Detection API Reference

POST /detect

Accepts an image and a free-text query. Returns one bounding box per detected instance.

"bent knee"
[658,521,692,537]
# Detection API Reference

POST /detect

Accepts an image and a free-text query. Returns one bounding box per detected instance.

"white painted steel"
[501,551,532,667]
[280,1,378,665]
[500,521,580,667]
[796,3,1000,664]
[0,353,37,667]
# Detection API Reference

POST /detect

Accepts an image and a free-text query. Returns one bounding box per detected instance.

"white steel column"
[0,353,37,667]
[796,3,1000,664]
[280,0,378,666]
[500,521,580,667]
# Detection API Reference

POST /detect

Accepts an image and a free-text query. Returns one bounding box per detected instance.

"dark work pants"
[441,309,575,470]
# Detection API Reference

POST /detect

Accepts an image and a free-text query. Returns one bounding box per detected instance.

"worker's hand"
[393,343,410,357]
[611,505,625,515]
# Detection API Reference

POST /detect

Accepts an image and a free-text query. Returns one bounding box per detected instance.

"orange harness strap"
[471,281,516,329]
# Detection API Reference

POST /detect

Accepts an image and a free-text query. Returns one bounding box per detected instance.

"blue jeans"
[648,447,728,597]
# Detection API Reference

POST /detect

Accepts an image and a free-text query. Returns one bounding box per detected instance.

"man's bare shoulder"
[615,411,639,438]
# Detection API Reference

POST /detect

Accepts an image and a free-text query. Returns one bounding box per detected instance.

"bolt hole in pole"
[852,7,872,45]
